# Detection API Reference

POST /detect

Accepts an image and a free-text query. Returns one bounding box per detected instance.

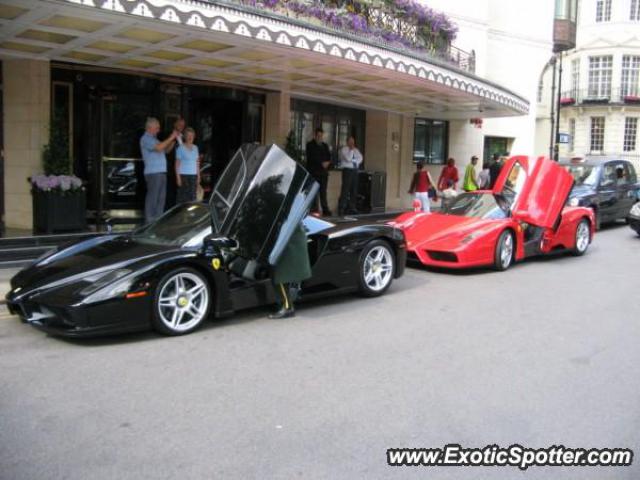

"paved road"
[1,225,639,480]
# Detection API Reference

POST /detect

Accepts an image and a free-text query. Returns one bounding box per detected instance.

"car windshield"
[132,203,210,246]
[445,192,509,219]
[563,164,599,187]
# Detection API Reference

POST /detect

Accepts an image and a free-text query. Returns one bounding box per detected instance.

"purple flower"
[31,174,83,192]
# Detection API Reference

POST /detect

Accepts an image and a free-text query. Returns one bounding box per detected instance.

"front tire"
[152,267,211,336]
[358,240,395,297]
[493,230,514,271]
[572,219,591,256]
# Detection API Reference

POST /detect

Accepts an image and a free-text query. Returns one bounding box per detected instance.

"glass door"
[100,94,152,215]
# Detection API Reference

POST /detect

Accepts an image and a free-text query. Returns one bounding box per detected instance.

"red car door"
[493,156,574,228]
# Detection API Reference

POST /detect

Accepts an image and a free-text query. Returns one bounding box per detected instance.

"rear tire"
[151,267,211,336]
[572,219,591,256]
[493,230,514,271]
[358,240,395,297]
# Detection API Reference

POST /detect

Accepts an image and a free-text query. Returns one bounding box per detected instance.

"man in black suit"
[306,128,332,216]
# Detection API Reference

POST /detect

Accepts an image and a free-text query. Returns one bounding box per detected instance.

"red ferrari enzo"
[392,156,595,271]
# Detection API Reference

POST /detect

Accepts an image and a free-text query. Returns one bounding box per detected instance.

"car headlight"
[568,197,580,207]
[461,231,483,243]
[80,269,134,304]
[631,202,640,217]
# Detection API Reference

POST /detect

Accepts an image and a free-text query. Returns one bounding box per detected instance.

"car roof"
[559,157,634,167]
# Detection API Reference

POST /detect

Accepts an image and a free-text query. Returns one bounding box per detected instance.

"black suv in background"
[560,157,640,229]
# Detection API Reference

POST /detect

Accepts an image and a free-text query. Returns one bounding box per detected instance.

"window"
[624,117,638,152]
[413,119,448,164]
[588,56,613,98]
[590,117,605,152]
[632,0,640,20]
[596,0,612,21]
[537,78,544,103]
[621,55,640,97]
[569,118,576,152]
[571,58,580,98]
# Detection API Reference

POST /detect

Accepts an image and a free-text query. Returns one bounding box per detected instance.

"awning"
[0,0,529,118]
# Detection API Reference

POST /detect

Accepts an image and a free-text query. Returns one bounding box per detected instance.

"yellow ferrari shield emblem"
[212,258,221,270]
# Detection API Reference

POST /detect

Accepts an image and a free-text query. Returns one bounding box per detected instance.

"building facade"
[0,0,552,233]
[536,0,640,165]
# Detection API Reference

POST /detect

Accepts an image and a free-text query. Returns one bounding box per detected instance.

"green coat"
[273,225,312,284]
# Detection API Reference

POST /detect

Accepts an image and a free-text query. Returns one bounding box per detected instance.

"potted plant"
[31,111,86,234]
[285,130,305,166]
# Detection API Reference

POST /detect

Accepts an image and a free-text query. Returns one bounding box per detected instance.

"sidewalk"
[0,268,19,305]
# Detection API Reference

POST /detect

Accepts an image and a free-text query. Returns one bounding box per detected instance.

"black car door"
[209,144,319,279]
[621,163,640,214]
[610,161,634,220]
[597,163,618,222]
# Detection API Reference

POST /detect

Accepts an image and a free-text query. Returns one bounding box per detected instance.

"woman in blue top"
[175,127,201,204]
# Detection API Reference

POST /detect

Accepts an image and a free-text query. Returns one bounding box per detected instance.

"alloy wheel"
[157,272,209,333]
[363,245,394,292]
[500,232,513,269]
[572,220,590,256]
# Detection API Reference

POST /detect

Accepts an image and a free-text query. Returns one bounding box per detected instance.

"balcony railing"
[200,0,475,73]
[559,88,640,106]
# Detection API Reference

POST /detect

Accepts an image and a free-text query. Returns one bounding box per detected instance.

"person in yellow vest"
[463,155,480,192]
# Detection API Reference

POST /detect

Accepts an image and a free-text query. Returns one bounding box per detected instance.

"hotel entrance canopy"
[0,0,529,118]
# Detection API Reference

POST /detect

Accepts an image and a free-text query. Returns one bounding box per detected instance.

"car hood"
[569,184,596,198]
[394,213,497,249]
[208,144,318,273]
[11,235,178,295]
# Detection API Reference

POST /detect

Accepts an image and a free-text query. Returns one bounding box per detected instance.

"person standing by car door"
[140,117,178,222]
[175,127,200,204]
[338,136,363,215]
[269,224,312,319]
[306,128,332,216]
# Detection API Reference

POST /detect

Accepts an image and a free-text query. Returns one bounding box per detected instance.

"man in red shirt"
[437,157,459,191]
[408,162,435,213]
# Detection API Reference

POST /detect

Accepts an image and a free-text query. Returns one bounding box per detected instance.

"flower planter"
[583,97,609,104]
[32,189,87,234]
[624,95,640,104]
[559,97,575,106]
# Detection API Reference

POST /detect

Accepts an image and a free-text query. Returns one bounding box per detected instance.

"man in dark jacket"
[306,128,332,216]
[488,153,503,189]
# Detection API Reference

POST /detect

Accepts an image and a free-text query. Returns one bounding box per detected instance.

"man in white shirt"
[338,136,363,215]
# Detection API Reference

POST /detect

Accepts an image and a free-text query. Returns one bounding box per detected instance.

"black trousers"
[339,168,359,214]
[312,174,330,214]
[176,175,197,204]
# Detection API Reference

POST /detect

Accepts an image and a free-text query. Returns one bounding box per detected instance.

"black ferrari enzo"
[6,144,406,337]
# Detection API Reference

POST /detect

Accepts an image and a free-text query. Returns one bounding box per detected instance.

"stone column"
[3,59,50,231]
[263,90,290,148]
[364,110,415,210]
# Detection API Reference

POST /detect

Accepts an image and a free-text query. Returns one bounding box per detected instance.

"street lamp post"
[551,0,577,161]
